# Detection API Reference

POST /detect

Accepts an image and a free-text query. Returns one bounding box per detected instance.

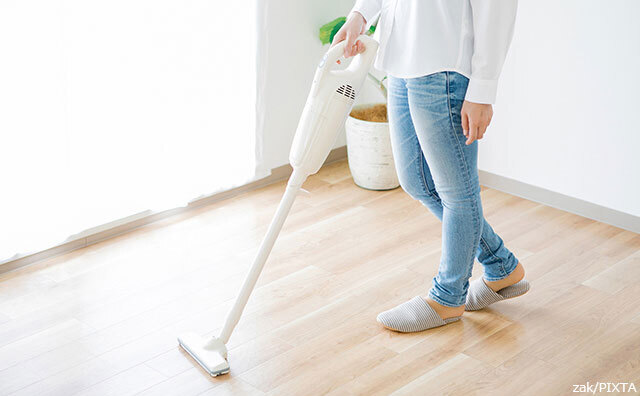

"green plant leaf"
[319,17,346,45]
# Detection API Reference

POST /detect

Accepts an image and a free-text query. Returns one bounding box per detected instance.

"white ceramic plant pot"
[345,103,400,190]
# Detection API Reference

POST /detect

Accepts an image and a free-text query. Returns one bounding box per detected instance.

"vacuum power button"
[318,53,328,69]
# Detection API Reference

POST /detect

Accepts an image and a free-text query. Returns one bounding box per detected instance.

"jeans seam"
[405,75,439,203]
[479,237,507,278]
[418,149,429,197]
[445,72,473,199]
[445,71,481,285]
[419,151,440,202]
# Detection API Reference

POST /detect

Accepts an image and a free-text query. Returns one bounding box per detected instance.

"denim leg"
[387,75,445,216]
[388,74,519,285]
[475,221,519,281]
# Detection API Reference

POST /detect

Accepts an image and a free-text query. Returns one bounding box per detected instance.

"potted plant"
[319,17,399,191]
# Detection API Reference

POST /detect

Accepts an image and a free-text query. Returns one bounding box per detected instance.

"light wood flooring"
[0,160,639,396]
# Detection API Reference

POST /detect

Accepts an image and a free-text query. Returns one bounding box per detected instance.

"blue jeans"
[387,72,519,307]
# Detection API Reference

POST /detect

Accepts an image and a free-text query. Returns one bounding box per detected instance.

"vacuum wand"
[178,35,379,377]
[218,170,306,343]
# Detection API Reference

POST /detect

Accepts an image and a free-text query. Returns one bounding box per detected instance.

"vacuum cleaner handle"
[321,34,378,78]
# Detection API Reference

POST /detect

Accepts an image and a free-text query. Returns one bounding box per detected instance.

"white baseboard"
[479,170,640,234]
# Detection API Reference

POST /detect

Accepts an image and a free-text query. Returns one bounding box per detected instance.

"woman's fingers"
[462,101,492,144]
[330,12,367,59]
[466,119,490,144]
[465,122,478,145]
[344,38,366,58]
[477,122,488,140]
[478,112,492,140]
[344,30,356,57]
[344,28,366,57]
[461,111,470,138]
[336,40,365,64]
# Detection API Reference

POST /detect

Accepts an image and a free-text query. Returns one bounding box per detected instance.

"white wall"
[260,0,383,171]
[262,0,639,218]
[482,0,640,217]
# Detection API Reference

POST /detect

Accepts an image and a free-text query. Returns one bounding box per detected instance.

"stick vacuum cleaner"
[177,35,379,376]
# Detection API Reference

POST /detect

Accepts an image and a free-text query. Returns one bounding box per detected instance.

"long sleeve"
[350,0,383,29]
[465,0,518,104]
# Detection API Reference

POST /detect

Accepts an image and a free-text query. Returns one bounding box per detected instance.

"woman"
[333,0,529,332]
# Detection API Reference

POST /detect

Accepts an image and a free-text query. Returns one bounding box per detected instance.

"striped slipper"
[465,278,530,311]
[376,296,461,333]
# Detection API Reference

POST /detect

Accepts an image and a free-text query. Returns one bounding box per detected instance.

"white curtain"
[0,0,269,262]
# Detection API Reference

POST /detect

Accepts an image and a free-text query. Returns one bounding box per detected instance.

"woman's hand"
[461,101,493,145]
[331,12,367,58]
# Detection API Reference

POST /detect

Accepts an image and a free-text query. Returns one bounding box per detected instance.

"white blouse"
[350,0,518,104]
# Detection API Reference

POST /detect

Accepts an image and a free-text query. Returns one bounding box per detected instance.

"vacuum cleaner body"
[178,35,378,377]
[290,35,379,177]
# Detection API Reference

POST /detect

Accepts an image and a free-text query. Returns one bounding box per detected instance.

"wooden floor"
[1,160,639,396]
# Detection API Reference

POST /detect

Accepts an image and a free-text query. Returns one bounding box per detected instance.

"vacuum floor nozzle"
[177,333,230,377]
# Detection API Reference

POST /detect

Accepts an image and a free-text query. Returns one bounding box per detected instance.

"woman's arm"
[462,0,518,145]
[332,1,382,58]
[350,0,383,30]
[466,0,518,104]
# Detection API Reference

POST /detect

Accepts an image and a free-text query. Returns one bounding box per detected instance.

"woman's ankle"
[424,297,465,319]
[484,262,525,292]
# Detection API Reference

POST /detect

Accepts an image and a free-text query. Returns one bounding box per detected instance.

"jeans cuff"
[483,256,519,281]
[428,289,465,308]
